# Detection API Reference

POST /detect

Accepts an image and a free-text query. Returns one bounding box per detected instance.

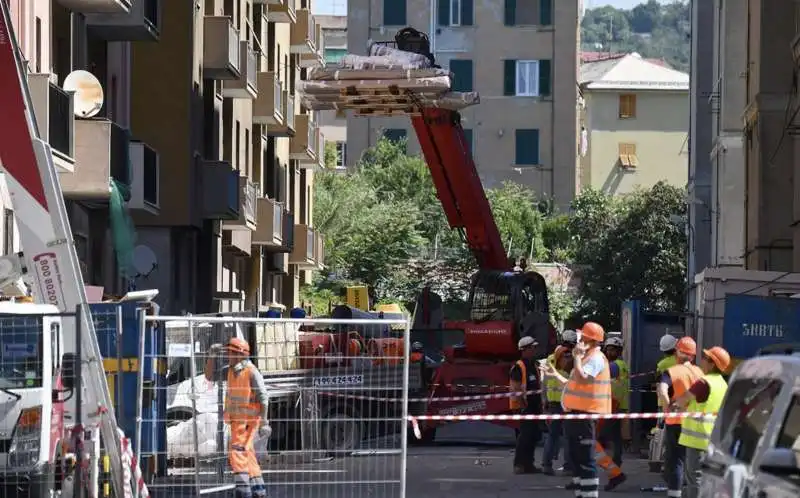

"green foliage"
[324,141,338,169]
[582,0,690,71]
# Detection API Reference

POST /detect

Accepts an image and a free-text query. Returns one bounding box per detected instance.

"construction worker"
[510,336,544,474]
[600,336,628,467]
[673,346,730,498]
[205,338,271,498]
[655,334,678,409]
[656,337,703,498]
[542,330,578,475]
[410,341,425,363]
[542,322,611,498]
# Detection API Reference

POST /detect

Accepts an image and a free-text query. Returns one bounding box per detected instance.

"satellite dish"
[132,245,158,277]
[63,70,104,118]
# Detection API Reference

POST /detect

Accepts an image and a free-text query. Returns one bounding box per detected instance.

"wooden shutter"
[383,0,407,26]
[504,0,516,26]
[461,0,474,26]
[538,59,551,96]
[450,59,473,92]
[515,129,540,165]
[540,0,552,25]
[438,0,450,26]
[504,59,516,96]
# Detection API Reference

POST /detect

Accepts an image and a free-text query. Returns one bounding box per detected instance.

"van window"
[717,378,783,464]
[777,395,800,452]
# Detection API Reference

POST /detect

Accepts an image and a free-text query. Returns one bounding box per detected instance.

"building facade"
[5,0,324,314]
[579,53,689,195]
[345,0,580,207]
[317,13,347,169]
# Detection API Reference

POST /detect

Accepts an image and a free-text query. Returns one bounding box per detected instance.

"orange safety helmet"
[675,336,697,357]
[703,346,731,373]
[580,322,605,342]
[225,337,250,355]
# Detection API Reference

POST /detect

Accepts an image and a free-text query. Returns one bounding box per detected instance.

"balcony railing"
[110,123,131,186]
[243,179,257,225]
[286,93,295,130]
[246,46,257,91]
[274,78,283,116]
[283,210,295,249]
[272,202,283,239]
[306,228,314,260]
[49,83,73,158]
[227,171,240,214]
[227,24,239,69]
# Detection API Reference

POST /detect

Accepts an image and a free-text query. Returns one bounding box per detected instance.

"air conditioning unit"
[129,141,160,215]
[265,253,288,275]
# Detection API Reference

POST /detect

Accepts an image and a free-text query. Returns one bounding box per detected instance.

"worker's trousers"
[683,448,703,498]
[662,424,685,498]
[565,416,598,498]
[514,418,541,469]
[543,402,571,470]
[229,421,267,498]
[595,418,622,479]
[597,414,623,466]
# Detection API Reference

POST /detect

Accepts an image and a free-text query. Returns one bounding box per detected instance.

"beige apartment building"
[5,0,324,314]
[346,0,580,207]
[579,53,689,195]
[318,14,347,168]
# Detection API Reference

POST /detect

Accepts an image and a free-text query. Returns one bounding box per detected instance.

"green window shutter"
[538,59,552,96]
[540,0,552,26]
[450,59,473,92]
[515,129,540,165]
[503,59,516,96]
[463,128,473,154]
[383,0,407,25]
[438,0,450,26]
[504,0,516,26]
[461,0,474,26]
[384,128,407,143]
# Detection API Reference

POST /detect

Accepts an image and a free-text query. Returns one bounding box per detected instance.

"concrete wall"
[583,90,688,195]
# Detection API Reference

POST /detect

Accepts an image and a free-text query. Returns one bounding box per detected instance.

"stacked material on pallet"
[299,44,480,116]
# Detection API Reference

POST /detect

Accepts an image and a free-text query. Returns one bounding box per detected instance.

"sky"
[312,0,674,16]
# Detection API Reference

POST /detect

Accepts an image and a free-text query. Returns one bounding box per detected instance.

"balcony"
[253,72,284,125]
[222,229,252,258]
[54,0,131,14]
[266,0,296,23]
[252,197,286,248]
[28,74,75,173]
[86,0,160,41]
[289,114,321,166]
[264,253,289,275]
[222,176,258,231]
[203,16,241,80]
[300,23,324,68]
[201,160,240,220]
[289,224,322,268]
[59,119,131,200]
[290,9,317,55]
[128,141,159,215]
[222,42,258,99]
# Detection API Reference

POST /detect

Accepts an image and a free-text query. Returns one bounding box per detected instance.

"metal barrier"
[142,314,410,498]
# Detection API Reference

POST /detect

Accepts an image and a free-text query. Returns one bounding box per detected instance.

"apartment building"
[129,0,325,313]
[346,0,580,207]
[579,53,689,195]
[317,14,347,169]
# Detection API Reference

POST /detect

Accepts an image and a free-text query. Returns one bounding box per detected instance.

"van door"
[755,390,800,497]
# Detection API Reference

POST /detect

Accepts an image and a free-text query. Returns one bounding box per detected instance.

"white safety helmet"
[659,334,678,352]
[605,336,623,348]
[518,336,538,350]
[561,329,578,345]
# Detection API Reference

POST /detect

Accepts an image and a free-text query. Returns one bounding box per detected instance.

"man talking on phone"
[510,336,544,474]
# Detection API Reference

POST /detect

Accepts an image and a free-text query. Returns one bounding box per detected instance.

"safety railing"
[285,92,295,130]
[139,315,410,497]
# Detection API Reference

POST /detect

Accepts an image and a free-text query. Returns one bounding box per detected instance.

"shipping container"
[722,294,800,369]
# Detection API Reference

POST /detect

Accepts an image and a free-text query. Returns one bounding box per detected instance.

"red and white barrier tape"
[320,387,659,403]
[119,430,150,498]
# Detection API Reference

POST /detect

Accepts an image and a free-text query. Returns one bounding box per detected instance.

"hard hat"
[561,330,578,344]
[676,336,697,357]
[659,334,678,352]
[703,346,731,373]
[225,337,250,355]
[605,336,623,348]
[411,341,424,351]
[580,322,605,342]
[518,336,538,350]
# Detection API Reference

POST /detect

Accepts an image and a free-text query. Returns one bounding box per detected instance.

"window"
[619,94,637,119]
[438,0,473,27]
[618,143,639,168]
[504,0,553,26]
[777,395,800,451]
[504,60,551,97]
[463,128,474,155]
[51,323,60,377]
[383,128,407,144]
[3,209,13,255]
[325,48,346,64]
[335,142,347,168]
[717,378,783,464]
[0,315,45,388]
[383,0,407,26]
[515,129,540,165]
[449,59,473,92]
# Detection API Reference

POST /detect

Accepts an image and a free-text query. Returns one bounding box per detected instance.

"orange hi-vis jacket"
[410,352,424,363]
[225,363,263,424]
[509,359,528,410]
[562,348,612,414]
[665,362,704,425]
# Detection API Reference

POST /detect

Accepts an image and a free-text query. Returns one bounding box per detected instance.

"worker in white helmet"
[510,336,544,474]
[656,335,679,409]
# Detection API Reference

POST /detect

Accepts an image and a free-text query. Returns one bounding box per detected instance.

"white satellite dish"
[62,70,104,118]
[132,245,158,277]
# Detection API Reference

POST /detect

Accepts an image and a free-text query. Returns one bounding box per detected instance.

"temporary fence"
[139,314,410,498]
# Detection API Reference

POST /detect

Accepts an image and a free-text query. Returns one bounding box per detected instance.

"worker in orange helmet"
[205,338,271,498]
[541,321,611,498]
[656,336,704,498]
[672,346,730,498]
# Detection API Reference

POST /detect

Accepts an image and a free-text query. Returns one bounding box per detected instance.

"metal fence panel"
[142,315,410,498]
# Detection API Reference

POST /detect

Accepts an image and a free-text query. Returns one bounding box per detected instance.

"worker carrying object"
[672,346,730,498]
[656,336,703,498]
[410,341,425,363]
[541,321,612,498]
[205,338,271,498]
[542,330,578,475]
[510,336,544,474]
[600,335,629,468]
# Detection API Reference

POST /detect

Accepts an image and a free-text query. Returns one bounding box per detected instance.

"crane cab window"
[471,279,513,322]
[0,315,45,389]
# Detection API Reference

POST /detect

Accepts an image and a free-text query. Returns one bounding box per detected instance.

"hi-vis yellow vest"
[656,355,677,407]
[679,373,727,450]
[612,359,630,411]
[545,353,568,403]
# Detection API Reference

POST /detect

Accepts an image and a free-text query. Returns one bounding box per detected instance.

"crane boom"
[0,5,125,497]
[411,109,509,270]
